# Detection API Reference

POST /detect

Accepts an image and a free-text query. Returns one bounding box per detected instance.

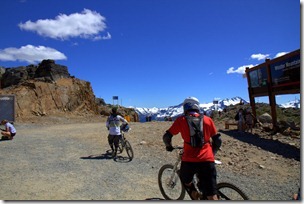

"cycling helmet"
[183,96,200,113]
[121,124,130,132]
[112,107,118,114]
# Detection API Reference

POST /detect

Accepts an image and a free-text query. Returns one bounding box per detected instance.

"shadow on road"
[219,129,300,161]
[113,155,132,163]
[80,150,114,160]
[145,197,165,200]
[0,137,13,142]
[80,150,133,163]
[80,153,112,160]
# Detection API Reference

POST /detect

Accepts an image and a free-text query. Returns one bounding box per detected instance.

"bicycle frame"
[158,147,249,200]
[169,147,202,199]
[117,129,134,161]
[168,149,183,187]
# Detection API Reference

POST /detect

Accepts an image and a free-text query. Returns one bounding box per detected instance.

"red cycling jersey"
[167,113,217,162]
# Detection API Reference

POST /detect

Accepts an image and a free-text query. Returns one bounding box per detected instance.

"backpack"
[185,114,204,147]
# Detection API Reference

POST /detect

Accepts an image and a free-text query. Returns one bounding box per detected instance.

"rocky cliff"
[0,59,70,88]
[0,77,99,118]
[0,59,138,122]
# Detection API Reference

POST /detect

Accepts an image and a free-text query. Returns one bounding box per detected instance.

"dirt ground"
[0,115,301,200]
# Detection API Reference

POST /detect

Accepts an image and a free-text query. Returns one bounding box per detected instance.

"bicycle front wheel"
[217,182,249,200]
[118,138,124,153]
[125,140,134,160]
[158,164,185,200]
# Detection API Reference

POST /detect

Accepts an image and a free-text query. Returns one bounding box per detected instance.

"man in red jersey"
[163,96,221,200]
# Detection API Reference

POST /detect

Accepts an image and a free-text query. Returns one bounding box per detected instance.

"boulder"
[1,66,29,88]
[258,113,272,123]
[34,59,70,81]
[0,59,70,88]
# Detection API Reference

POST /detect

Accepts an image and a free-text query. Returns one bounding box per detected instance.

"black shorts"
[108,134,121,147]
[180,161,217,196]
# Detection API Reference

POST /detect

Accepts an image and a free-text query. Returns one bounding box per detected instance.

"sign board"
[245,49,300,130]
[270,54,300,87]
[246,49,300,94]
[113,96,118,100]
[248,66,268,88]
[0,95,15,122]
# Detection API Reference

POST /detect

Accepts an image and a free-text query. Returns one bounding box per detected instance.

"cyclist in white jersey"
[1,119,17,140]
[106,107,128,157]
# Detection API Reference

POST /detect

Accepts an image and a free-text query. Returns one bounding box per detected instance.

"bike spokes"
[125,140,134,160]
[158,165,186,200]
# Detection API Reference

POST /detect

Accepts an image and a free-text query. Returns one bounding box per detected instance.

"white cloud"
[0,45,67,64]
[227,51,291,75]
[92,32,112,41]
[226,64,255,74]
[18,9,108,40]
[101,32,112,40]
[275,52,288,58]
[250,53,270,61]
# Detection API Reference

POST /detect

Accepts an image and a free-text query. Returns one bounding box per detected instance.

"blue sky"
[0,0,301,108]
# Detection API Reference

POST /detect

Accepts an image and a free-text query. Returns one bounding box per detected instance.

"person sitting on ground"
[106,107,128,158]
[1,119,17,140]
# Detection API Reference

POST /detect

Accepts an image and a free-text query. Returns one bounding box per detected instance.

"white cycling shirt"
[106,115,128,135]
[5,122,16,134]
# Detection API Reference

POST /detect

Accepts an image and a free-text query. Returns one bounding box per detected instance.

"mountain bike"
[117,128,134,161]
[158,146,249,200]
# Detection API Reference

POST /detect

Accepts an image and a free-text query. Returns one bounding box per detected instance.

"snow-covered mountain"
[134,96,248,122]
[279,99,301,109]
[133,96,300,122]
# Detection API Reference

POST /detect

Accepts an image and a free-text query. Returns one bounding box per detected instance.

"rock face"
[0,59,139,122]
[0,78,99,118]
[0,59,70,88]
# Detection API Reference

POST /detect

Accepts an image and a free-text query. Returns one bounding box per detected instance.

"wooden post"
[245,67,257,119]
[266,59,278,131]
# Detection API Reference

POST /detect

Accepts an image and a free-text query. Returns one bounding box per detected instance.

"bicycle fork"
[167,159,181,189]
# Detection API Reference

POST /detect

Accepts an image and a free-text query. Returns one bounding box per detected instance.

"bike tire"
[118,139,124,153]
[125,140,134,160]
[118,138,124,153]
[158,164,186,200]
[217,182,249,200]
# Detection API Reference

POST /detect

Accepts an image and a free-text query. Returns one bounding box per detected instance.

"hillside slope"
[0,78,99,119]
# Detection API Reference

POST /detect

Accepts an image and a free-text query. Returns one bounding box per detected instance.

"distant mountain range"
[279,99,301,109]
[133,96,300,122]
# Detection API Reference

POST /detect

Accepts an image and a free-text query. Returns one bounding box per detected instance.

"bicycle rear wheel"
[158,164,186,200]
[125,140,134,160]
[217,182,249,200]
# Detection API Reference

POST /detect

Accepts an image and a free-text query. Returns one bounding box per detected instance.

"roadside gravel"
[0,118,300,200]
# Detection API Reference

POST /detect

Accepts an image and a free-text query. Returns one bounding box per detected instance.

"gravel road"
[0,119,300,200]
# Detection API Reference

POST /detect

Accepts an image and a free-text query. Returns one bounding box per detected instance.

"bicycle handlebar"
[170,146,222,165]
[121,128,131,133]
